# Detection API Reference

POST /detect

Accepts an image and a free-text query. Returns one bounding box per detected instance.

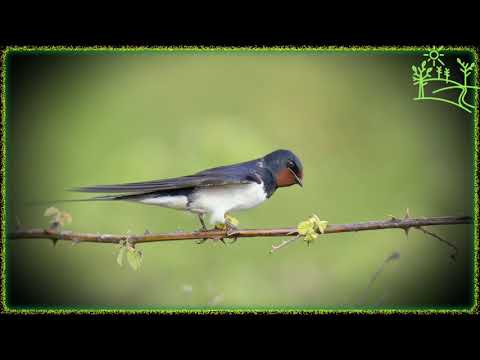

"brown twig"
[270,234,301,253]
[8,215,472,246]
[415,226,458,260]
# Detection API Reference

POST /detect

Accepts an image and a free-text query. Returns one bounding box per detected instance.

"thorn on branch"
[404,207,410,219]
[387,214,399,222]
[402,208,411,237]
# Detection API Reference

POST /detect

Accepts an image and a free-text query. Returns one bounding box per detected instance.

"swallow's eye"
[287,160,297,173]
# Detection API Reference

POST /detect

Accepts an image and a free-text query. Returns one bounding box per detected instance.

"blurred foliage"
[6,51,473,309]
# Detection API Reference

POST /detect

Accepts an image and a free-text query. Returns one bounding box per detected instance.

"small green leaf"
[215,223,226,230]
[61,212,73,225]
[225,214,239,227]
[304,230,317,242]
[303,229,318,245]
[297,220,313,235]
[317,221,328,234]
[296,214,329,246]
[44,207,60,217]
[127,249,142,271]
[117,246,126,267]
[309,214,328,234]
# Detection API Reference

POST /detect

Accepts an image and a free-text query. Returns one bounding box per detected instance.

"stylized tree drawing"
[456,58,476,109]
[413,51,479,114]
[457,58,474,86]
[412,60,433,98]
[444,67,450,83]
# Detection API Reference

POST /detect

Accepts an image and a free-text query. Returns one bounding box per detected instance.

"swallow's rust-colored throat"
[276,168,303,188]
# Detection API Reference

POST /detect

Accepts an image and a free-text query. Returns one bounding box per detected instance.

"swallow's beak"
[288,168,303,187]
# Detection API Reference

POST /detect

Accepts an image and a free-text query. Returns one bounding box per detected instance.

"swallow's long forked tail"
[26,194,125,207]
[26,187,174,207]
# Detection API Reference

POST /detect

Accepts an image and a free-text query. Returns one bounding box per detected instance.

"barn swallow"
[69,149,303,230]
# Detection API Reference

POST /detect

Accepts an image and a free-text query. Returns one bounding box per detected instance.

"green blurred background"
[5,50,474,310]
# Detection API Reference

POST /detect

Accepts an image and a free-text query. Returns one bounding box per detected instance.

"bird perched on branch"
[69,149,304,232]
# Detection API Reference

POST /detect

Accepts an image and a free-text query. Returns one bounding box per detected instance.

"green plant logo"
[412,47,479,113]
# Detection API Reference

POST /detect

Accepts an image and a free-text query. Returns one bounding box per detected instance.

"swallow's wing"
[70,164,261,194]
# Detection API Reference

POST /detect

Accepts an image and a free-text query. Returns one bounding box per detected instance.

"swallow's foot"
[196,226,228,245]
[225,218,239,243]
[225,223,239,242]
[195,214,210,244]
[214,222,237,232]
[226,236,238,244]
[215,237,227,245]
[208,226,235,244]
[197,214,208,231]
[213,215,239,244]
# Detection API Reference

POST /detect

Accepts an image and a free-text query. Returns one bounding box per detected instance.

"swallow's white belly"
[138,182,267,225]
[193,183,266,212]
[139,196,189,209]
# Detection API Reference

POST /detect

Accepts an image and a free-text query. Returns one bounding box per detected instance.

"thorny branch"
[9,215,472,256]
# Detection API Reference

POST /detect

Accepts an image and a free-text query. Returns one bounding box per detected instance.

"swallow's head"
[263,149,304,188]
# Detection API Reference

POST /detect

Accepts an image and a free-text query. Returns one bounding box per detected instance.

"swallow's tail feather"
[69,173,254,194]
[26,189,175,207]
[26,194,126,207]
